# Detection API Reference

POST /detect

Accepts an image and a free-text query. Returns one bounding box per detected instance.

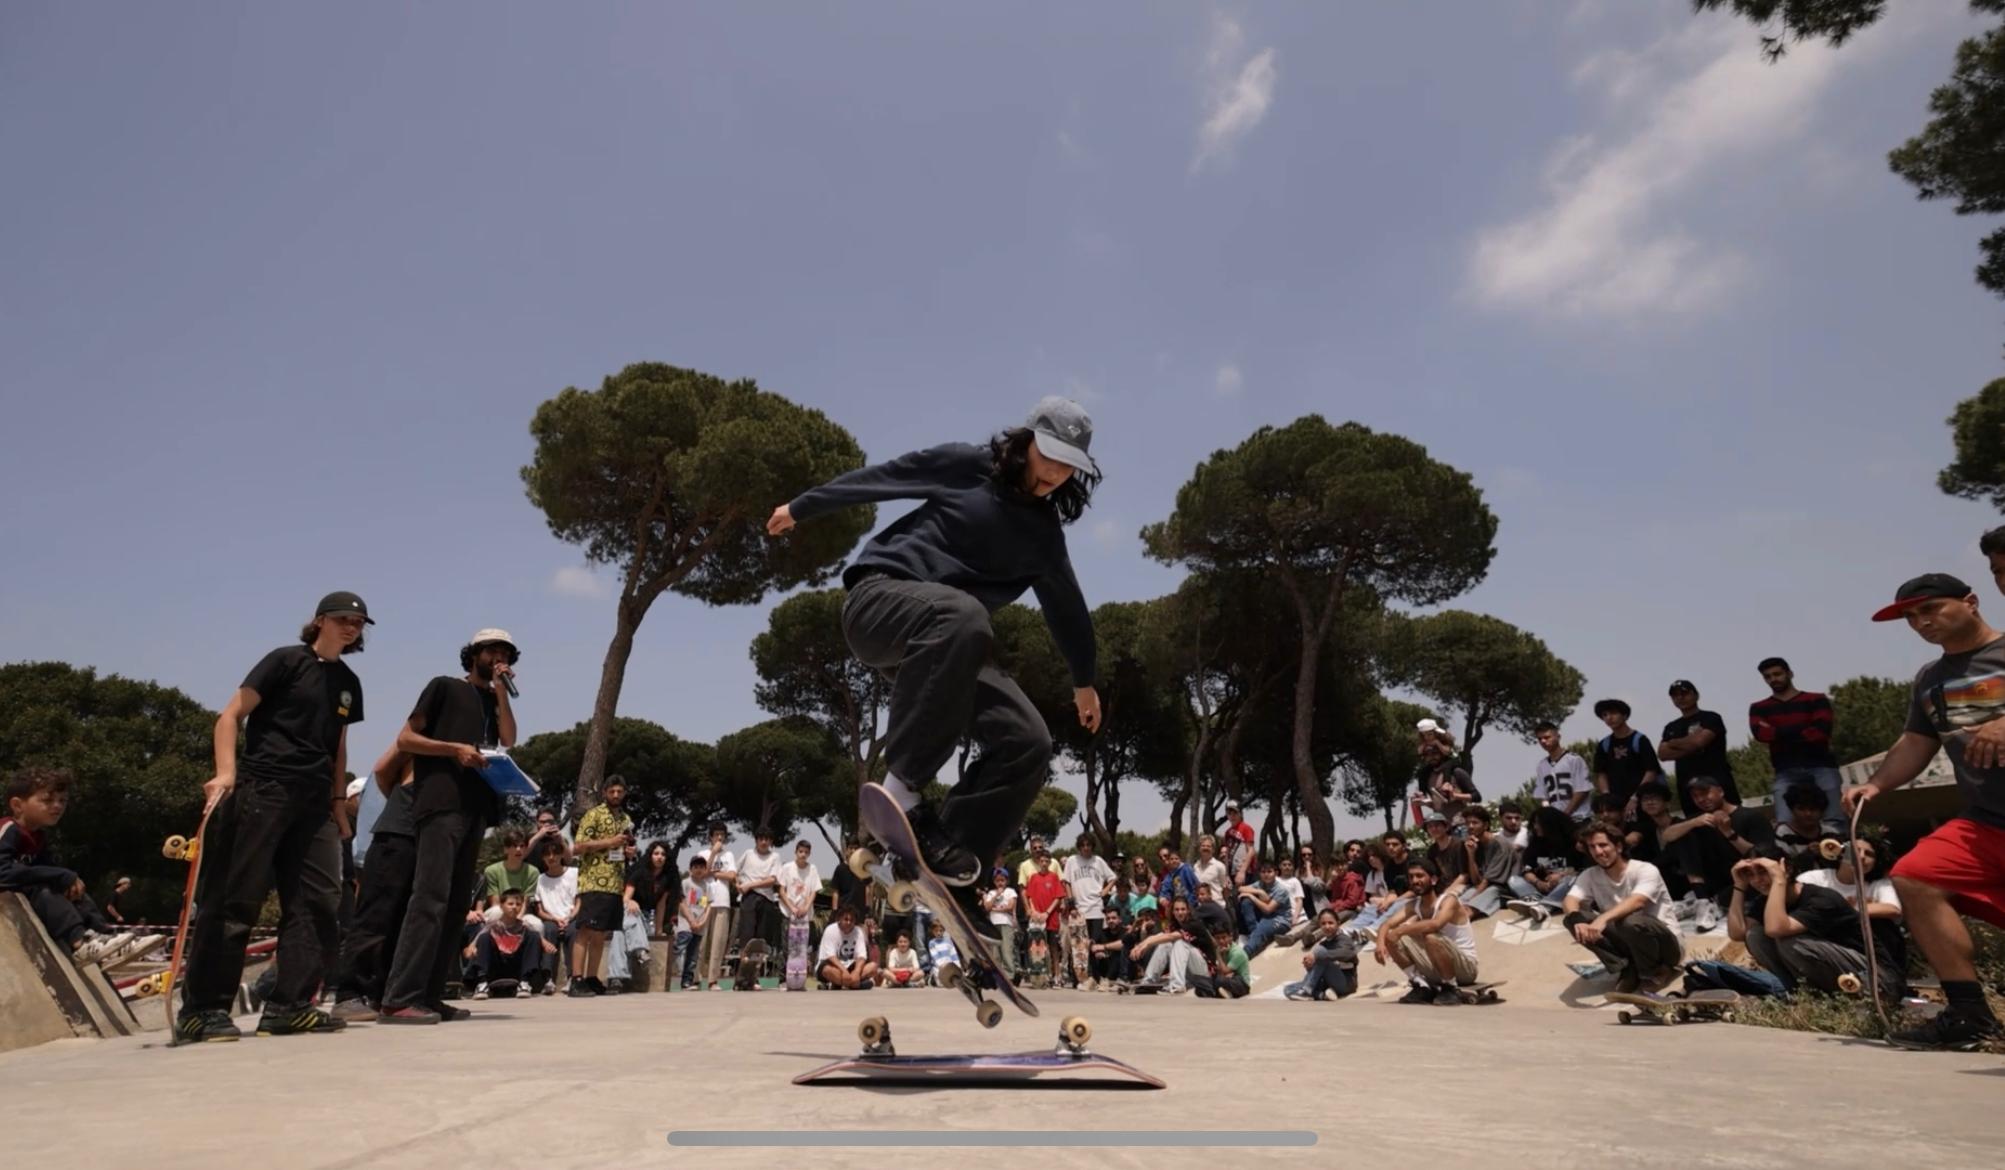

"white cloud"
[1214,363,1244,397]
[1466,14,1861,320]
[1192,14,1277,173]
[550,565,610,600]
[1090,517,1124,552]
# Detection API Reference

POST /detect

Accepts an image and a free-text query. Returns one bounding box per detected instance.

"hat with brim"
[1871,573,1974,621]
[1027,395,1100,477]
[470,627,517,651]
[316,590,374,624]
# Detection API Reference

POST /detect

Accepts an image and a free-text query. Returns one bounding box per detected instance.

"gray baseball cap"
[1027,396,1099,477]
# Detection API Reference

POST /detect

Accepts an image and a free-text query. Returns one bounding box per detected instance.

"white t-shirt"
[1570,860,1680,934]
[885,945,922,973]
[983,887,1018,927]
[702,847,736,908]
[1800,868,1902,912]
[1502,825,1530,851]
[737,847,784,904]
[1061,854,1116,918]
[818,923,869,965]
[534,868,579,922]
[1535,752,1592,820]
[779,861,822,922]
[1191,857,1230,901]
[1277,876,1308,923]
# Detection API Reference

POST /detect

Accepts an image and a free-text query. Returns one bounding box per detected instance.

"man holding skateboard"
[177,592,372,1043]
[768,398,1105,935]
[379,629,518,1023]
[1847,571,2005,1049]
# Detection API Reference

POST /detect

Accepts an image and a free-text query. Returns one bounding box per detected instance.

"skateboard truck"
[936,961,1005,1029]
[1055,1015,1092,1057]
[857,1015,895,1058]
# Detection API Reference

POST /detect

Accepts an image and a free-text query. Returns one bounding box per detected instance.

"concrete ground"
[5,982,2000,1170]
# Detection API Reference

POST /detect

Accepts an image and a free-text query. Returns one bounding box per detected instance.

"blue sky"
[6,1,2004,858]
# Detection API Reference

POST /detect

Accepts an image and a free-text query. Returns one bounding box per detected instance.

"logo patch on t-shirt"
[338,689,353,717]
[1936,671,2005,730]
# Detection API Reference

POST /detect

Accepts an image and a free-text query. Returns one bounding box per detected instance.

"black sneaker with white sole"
[904,804,982,888]
[255,1004,348,1036]
[173,1009,242,1044]
[1889,1005,2003,1052]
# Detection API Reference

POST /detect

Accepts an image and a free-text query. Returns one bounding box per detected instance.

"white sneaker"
[1677,893,1698,921]
[105,933,164,969]
[71,932,120,965]
[473,983,490,1000]
[1694,900,1719,932]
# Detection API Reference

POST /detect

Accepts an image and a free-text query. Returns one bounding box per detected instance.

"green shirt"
[482,861,539,904]
[575,805,632,896]
[1224,943,1250,984]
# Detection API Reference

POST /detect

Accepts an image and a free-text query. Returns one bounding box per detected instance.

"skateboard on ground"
[1608,988,1740,1025]
[733,939,770,990]
[161,808,215,1042]
[850,783,1036,1028]
[785,918,809,991]
[793,1014,1164,1089]
[1447,980,1506,1005]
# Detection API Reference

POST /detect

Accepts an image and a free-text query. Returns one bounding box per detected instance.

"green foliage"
[1337,698,1439,828]
[1023,785,1080,843]
[519,362,871,804]
[750,588,887,782]
[1938,378,2005,510]
[711,718,850,845]
[1829,675,1912,765]
[1891,19,2005,298]
[1382,609,1585,753]
[1694,1,1886,60]
[1727,741,1776,804]
[508,717,715,842]
[0,662,214,922]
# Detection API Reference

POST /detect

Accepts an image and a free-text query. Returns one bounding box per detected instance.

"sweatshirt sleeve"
[788,443,987,522]
[1032,541,1097,687]
[0,825,76,892]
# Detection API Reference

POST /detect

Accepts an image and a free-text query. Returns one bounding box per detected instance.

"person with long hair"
[1508,806,1586,924]
[768,398,1104,934]
[1133,895,1213,995]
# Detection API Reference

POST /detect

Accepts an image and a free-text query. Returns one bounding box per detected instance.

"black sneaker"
[1397,983,1435,1005]
[1889,1005,2004,1052]
[905,805,982,887]
[256,1004,348,1036]
[1614,969,1642,995]
[173,1009,242,1045]
[428,1000,471,1022]
[567,981,598,998]
[947,881,1003,943]
[1433,985,1463,1006]
[601,978,624,996]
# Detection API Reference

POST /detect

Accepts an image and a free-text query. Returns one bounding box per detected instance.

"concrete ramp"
[0,893,149,1053]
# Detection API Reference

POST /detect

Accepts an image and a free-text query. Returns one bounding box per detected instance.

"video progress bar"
[668,1130,1316,1148]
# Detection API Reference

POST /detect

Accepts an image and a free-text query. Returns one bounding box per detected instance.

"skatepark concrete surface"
[6,978,2001,1170]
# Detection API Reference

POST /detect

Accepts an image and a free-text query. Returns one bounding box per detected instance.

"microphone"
[501,672,519,699]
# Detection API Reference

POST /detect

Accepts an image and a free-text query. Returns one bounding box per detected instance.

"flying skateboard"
[850,783,1035,1028]
[160,808,215,1043]
[792,1014,1165,1089]
[1608,988,1740,1025]
[785,917,809,991]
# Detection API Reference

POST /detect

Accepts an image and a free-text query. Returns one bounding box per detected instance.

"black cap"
[1871,573,1974,622]
[315,591,374,624]
[1668,679,1696,694]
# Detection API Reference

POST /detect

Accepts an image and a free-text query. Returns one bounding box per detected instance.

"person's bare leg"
[585,931,607,980]
[1420,935,1456,982]
[1894,876,1978,982]
[570,933,589,984]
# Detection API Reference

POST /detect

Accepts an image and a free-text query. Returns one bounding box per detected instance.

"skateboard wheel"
[1836,973,1862,994]
[976,1000,1003,1029]
[847,848,878,881]
[858,1016,889,1047]
[1618,1011,1633,1025]
[1061,1016,1091,1046]
[1819,838,1845,862]
[163,835,187,859]
[937,962,962,989]
[886,882,917,914]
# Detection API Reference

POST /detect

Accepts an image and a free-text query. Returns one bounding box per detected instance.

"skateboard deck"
[1608,989,1740,1025]
[160,808,216,1041]
[851,783,1035,1026]
[1063,914,1091,987]
[796,1013,1161,1088]
[1448,980,1506,1005]
[785,919,809,991]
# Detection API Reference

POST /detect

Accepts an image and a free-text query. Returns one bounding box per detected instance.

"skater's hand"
[202,773,235,813]
[1841,784,1878,816]
[1074,687,1101,733]
[454,743,486,770]
[766,504,795,536]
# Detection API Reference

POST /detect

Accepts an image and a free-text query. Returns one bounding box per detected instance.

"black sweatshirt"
[0,819,78,893]
[789,442,1097,686]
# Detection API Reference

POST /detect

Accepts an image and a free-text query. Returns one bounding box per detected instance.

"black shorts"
[576,891,624,932]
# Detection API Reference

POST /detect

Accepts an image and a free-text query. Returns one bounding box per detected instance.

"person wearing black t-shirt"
[177,591,371,1044]
[1654,776,1771,930]
[1590,698,1662,818]
[1728,854,1905,996]
[1658,681,1734,819]
[379,630,518,1024]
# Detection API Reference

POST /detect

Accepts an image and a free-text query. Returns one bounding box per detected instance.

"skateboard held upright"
[785,918,809,991]
[161,807,216,1043]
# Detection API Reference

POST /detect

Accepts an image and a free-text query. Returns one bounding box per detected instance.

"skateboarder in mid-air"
[767,397,1105,936]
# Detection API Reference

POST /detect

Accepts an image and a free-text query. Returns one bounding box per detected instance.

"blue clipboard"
[478,750,542,798]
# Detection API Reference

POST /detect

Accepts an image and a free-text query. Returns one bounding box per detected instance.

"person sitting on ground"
[1772,784,1832,857]
[1458,807,1516,918]
[1728,853,1906,997]
[1507,806,1585,923]
[1236,859,1294,957]
[1275,856,1311,938]
[1563,822,1683,994]
[1418,739,1481,824]
[1653,775,1771,930]
[924,918,961,984]
[816,904,877,990]
[879,932,922,988]
[530,837,577,995]
[1346,834,1414,937]
[1134,896,1213,995]
[1208,927,1251,999]
[1285,908,1360,1001]
[1498,806,1530,851]
[1155,845,1201,906]
[1294,847,1328,919]
[1374,858,1479,1004]
[1193,881,1233,937]
[464,888,552,998]
[1327,849,1367,922]
[1421,815,1466,895]
[0,767,155,966]
[1088,907,1129,984]
[1622,781,1687,897]
[1118,873,1157,923]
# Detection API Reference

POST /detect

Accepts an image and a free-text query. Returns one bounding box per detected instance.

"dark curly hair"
[4,765,73,805]
[460,639,521,672]
[989,428,1099,525]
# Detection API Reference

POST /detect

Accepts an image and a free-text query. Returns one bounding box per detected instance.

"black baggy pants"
[23,886,110,948]
[1564,909,1682,979]
[336,831,418,1003]
[842,575,1055,863]
[382,809,481,1010]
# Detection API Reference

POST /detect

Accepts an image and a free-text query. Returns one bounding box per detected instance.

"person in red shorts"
[1847,572,2005,1050]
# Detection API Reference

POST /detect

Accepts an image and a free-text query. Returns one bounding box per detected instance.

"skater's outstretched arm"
[770,443,988,533]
